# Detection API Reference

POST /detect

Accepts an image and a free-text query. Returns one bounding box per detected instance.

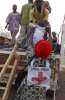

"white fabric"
[33,25,45,45]
[29,23,36,28]
[27,59,51,90]
[61,23,65,65]
[0,28,12,40]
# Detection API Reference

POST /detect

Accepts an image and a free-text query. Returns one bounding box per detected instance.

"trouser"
[17,24,35,48]
[11,30,18,45]
[27,26,35,47]
[17,25,28,45]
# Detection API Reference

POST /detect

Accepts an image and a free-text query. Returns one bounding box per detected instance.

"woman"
[29,0,52,45]
[30,0,51,23]
[52,32,60,54]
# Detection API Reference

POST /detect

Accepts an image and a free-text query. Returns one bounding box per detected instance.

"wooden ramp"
[0,59,17,100]
[0,45,28,100]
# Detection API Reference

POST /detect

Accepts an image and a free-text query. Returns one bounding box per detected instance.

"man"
[14,0,33,90]
[17,0,33,48]
[5,4,20,46]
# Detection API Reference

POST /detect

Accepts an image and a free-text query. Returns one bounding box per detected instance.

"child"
[5,4,20,46]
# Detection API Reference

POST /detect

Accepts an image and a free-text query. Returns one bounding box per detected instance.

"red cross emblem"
[32,72,47,84]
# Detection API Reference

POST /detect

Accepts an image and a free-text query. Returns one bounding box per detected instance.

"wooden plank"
[0,77,8,82]
[0,44,17,78]
[0,80,7,84]
[0,87,6,90]
[0,65,26,86]
[0,66,25,85]
[2,59,17,100]
[0,65,25,71]
[0,49,27,56]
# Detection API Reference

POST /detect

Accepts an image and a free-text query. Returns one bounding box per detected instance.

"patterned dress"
[15,80,46,100]
[14,59,52,100]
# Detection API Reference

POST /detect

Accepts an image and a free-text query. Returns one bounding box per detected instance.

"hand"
[5,25,7,29]
[29,23,36,28]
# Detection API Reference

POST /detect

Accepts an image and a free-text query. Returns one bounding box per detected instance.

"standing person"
[14,0,33,90]
[29,0,52,45]
[5,4,20,46]
[17,0,33,48]
[30,0,51,24]
[30,0,43,23]
[52,32,57,43]
[52,32,57,51]
[43,1,51,21]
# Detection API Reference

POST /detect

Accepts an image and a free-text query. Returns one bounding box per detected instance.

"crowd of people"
[4,0,61,100]
[5,0,51,47]
[5,0,61,53]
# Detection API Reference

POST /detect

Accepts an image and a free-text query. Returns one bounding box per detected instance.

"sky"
[0,0,65,33]
[0,0,27,28]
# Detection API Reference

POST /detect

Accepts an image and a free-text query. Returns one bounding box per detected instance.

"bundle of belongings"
[0,27,12,46]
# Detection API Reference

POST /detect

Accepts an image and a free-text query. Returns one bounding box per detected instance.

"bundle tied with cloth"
[0,27,12,44]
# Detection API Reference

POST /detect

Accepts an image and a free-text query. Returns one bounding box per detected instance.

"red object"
[32,72,46,84]
[34,39,52,59]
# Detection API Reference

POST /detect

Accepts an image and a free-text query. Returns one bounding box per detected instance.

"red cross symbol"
[32,72,46,84]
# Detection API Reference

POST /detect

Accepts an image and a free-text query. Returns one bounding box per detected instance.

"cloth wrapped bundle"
[0,28,12,40]
[0,28,12,44]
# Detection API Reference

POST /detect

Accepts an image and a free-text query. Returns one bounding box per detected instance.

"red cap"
[34,39,52,59]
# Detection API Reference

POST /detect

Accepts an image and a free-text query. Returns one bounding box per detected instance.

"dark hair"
[12,4,17,10]
[52,32,56,36]
[37,21,45,27]
[38,20,50,27]
[35,0,43,13]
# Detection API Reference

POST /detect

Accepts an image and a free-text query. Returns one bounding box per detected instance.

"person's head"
[37,21,46,27]
[12,4,17,13]
[34,0,43,12]
[38,20,51,32]
[28,0,33,3]
[44,1,49,8]
[52,32,56,37]
[37,20,51,34]
[44,1,51,13]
